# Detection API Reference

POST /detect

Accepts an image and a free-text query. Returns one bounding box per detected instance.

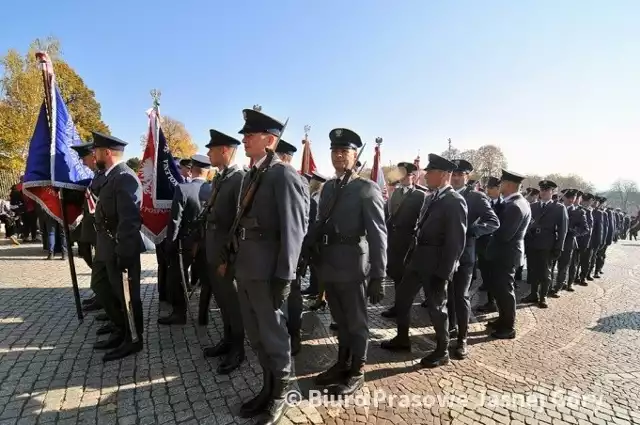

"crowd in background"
[0,176,70,258]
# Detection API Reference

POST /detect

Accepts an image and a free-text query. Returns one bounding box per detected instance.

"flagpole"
[36,51,83,322]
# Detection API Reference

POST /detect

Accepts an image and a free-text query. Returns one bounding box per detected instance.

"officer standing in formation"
[550,189,588,295]
[91,132,145,361]
[202,129,247,374]
[476,176,502,313]
[381,154,467,367]
[301,171,327,299]
[448,160,499,358]
[233,109,309,424]
[381,162,426,319]
[522,180,568,308]
[158,154,212,325]
[484,170,531,339]
[312,128,387,396]
[577,193,601,284]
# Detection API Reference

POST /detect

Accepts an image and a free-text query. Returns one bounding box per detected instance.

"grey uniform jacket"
[234,160,309,281]
[590,208,604,249]
[486,193,531,268]
[167,178,208,251]
[576,206,593,250]
[385,186,425,277]
[94,163,143,262]
[525,201,568,252]
[407,186,467,281]
[80,170,106,244]
[564,205,590,251]
[458,187,500,266]
[205,165,245,268]
[316,175,388,283]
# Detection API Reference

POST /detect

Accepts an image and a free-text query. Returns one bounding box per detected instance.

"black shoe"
[96,323,116,336]
[259,379,290,425]
[46,253,54,260]
[586,275,594,281]
[82,296,97,306]
[594,273,601,279]
[380,335,411,352]
[329,323,338,331]
[95,313,110,322]
[329,373,364,397]
[291,333,302,357]
[452,339,468,360]
[491,329,516,339]
[103,339,143,362]
[83,301,103,312]
[538,300,548,309]
[239,370,273,419]
[157,312,186,325]
[315,348,351,386]
[449,328,458,339]
[94,332,124,350]
[549,291,560,298]
[566,287,575,292]
[203,341,230,358]
[381,306,397,318]
[420,350,450,368]
[485,319,502,329]
[476,302,497,313]
[522,294,539,303]
[217,348,245,375]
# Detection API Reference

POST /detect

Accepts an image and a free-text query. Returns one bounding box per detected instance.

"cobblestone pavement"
[1,239,640,424]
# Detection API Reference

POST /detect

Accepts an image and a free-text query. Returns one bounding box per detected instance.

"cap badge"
[335,129,343,137]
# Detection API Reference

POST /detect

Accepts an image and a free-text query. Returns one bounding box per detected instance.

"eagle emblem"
[335,129,343,137]
[139,157,155,196]
[243,110,247,120]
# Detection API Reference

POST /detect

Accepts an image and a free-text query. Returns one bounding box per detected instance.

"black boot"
[381,305,397,318]
[198,282,212,325]
[203,340,230,358]
[259,377,290,425]
[96,323,117,336]
[217,343,245,375]
[420,344,450,368]
[103,338,143,362]
[452,339,468,360]
[239,369,272,418]
[330,358,365,397]
[380,325,411,351]
[83,299,103,312]
[157,310,187,325]
[94,330,124,350]
[315,347,351,386]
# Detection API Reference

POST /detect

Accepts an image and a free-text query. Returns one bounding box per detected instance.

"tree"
[611,179,639,212]
[126,157,141,173]
[522,173,596,194]
[474,145,507,182]
[0,37,109,172]
[140,115,197,159]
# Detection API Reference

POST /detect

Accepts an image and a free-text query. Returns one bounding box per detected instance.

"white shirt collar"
[503,192,519,203]
[253,154,268,169]
[455,186,466,194]
[435,184,452,198]
[105,160,125,176]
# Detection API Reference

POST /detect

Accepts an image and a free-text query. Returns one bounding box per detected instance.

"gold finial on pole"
[150,89,161,109]
[375,137,383,146]
[252,104,262,112]
[304,125,311,140]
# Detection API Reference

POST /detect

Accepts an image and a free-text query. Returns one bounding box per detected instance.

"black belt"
[320,234,363,245]
[237,227,280,241]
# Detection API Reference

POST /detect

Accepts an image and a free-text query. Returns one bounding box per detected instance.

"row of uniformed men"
[69,106,619,425]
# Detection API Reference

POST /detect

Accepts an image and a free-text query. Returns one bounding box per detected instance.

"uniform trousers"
[526,248,553,299]
[325,280,369,363]
[287,276,303,336]
[477,249,496,305]
[447,260,473,340]
[91,258,144,339]
[554,246,574,291]
[206,261,244,345]
[236,278,292,380]
[396,270,449,351]
[568,247,583,286]
[579,247,594,280]
[155,243,168,301]
[487,258,517,330]
[167,250,193,313]
[78,242,93,268]
[595,245,609,273]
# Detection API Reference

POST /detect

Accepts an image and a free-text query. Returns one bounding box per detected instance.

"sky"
[1,0,639,191]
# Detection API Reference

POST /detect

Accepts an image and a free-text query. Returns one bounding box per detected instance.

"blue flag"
[23,83,94,228]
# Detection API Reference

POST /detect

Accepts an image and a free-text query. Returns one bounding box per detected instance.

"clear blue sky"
[2,0,639,190]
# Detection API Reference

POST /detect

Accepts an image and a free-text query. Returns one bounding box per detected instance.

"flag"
[370,142,388,200]
[138,107,184,244]
[299,139,317,175]
[22,52,93,229]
